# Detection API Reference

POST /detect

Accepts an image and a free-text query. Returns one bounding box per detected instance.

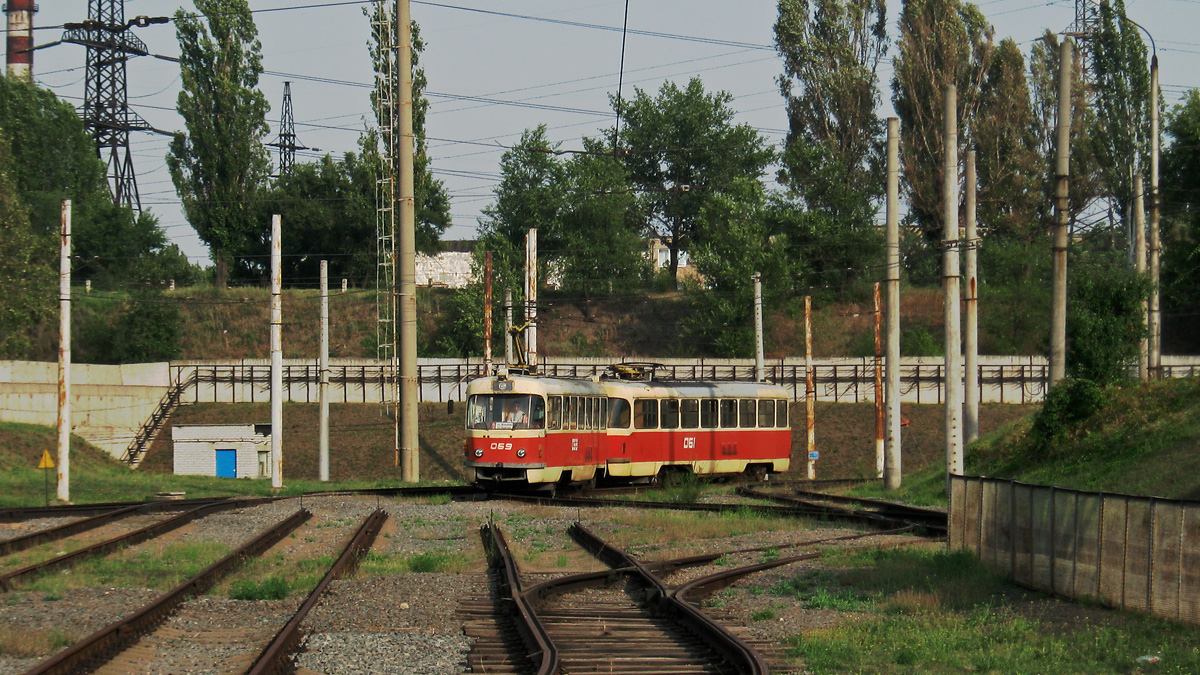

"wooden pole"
[805,296,816,480]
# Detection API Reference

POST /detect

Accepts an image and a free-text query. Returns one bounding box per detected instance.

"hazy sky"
[26,0,1200,266]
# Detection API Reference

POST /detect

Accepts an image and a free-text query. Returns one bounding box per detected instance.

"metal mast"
[62,2,163,212]
[373,1,399,430]
[268,82,310,178]
[1064,0,1100,75]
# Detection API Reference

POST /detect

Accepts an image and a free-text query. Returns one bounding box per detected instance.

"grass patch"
[783,545,1200,674]
[0,627,77,658]
[22,541,230,592]
[357,550,469,577]
[229,575,291,601]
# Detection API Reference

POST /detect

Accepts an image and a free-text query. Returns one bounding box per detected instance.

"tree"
[477,126,567,293]
[0,75,194,289]
[365,6,451,253]
[973,38,1042,241]
[1161,89,1200,352]
[167,0,271,287]
[1028,31,1102,229]
[892,0,993,240]
[1090,0,1151,229]
[549,137,649,304]
[614,78,774,286]
[0,127,53,358]
[773,0,887,227]
[258,147,377,285]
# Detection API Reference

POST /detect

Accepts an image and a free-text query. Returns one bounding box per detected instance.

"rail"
[22,508,312,675]
[480,521,559,675]
[246,508,388,675]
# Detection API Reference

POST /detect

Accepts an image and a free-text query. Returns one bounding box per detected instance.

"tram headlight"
[474,448,483,458]
[516,448,526,458]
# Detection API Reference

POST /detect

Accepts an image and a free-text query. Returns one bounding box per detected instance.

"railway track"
[735,485,949,534]
[23,508,311,675]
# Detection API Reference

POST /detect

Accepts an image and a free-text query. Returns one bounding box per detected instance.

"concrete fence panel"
[951,476,1200,626]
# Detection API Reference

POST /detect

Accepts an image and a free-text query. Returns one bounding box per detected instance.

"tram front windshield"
[467,394,546,430]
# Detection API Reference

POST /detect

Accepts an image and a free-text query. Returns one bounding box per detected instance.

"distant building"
[172,424,271,478]
[647,238,702,284]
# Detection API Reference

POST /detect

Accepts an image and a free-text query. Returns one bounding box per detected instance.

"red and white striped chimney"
[6,0,36,82]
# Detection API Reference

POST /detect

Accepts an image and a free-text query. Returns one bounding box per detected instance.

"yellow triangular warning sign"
[38,450,54,469]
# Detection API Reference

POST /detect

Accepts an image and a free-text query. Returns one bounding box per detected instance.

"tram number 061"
[682,437,697,449]
[490,442,513,451]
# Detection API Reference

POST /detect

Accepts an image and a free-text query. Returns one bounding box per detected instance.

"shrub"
[1031,377,1107,447]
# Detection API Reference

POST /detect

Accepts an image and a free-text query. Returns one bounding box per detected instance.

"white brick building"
[172,424,272,479]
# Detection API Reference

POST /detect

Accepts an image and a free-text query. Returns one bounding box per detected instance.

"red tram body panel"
[465,373,791,487]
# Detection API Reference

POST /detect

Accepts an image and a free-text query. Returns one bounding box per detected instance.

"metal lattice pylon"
[1064,0,1101,76]
[268,82,311,177]
[374,1,398,413]
[62,0,155,212]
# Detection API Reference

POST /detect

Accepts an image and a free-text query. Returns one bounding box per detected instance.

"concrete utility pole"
[885,118,902,490]
[943,85,963,482]
[56,201,72,503]
[754,272,765,381]
[484,251,493,373]
[964,150,980,445]
[873,282,883,478]
[525,229,538,370]
[397,0,419,482]
[1135,175,1148,381]
[319,260,330,482]
[1050,39,1074,386]
[270,214,283,490]
[1149,55,1162,379]
[804,296,816,480]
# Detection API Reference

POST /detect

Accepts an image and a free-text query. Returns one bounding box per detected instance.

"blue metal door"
[215,449,237,478]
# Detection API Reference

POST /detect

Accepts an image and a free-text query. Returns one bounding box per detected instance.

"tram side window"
[586,398,595,430]
[600,398,609,430]
[701,399,719,429]
[610,399,631,428]
[739,399,757,428]
[566,397,577,430]
[634,399,658,429]
[681,399,699,429]
[662,399,680,429]
[758,399,776,428]
[776,400,789,428]
[720,399,738,428]
[548,396,562,430]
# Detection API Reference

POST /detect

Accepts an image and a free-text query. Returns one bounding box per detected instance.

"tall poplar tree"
[773,0,888,227]
[973,38,1041,240]
[1090,0,1151,229]
[892,0,993,240]
[167,0,271,287]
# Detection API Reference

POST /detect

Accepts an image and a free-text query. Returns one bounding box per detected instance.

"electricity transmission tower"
[1064,0,1101,75]
[62,2,166,212]
[268,82,312,178]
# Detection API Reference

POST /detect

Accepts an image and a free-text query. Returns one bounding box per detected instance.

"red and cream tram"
[465,368,791,488]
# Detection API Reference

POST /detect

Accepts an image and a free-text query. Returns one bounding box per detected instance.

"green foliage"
[773,0,887,228]
[229,575,291,600]
[0,127,52,358]
[974,38,1042,240]
[1031,377,1107,447]
[1162,89,1200,353]
[892,0,993,240]
[1066,252,1150,384]
[978,237,1052,355]
[1091,0,1151,225]
[614,78,774,286]
[899,325,943,357]
[72,295,182,364]
[168,0,271,287]
[765,197,885,293]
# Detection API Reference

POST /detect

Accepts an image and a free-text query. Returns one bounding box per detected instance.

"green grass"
[22,541,230,592]
[229,575,292,601]
[783,545,1200,674]
[356,550,469,576]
